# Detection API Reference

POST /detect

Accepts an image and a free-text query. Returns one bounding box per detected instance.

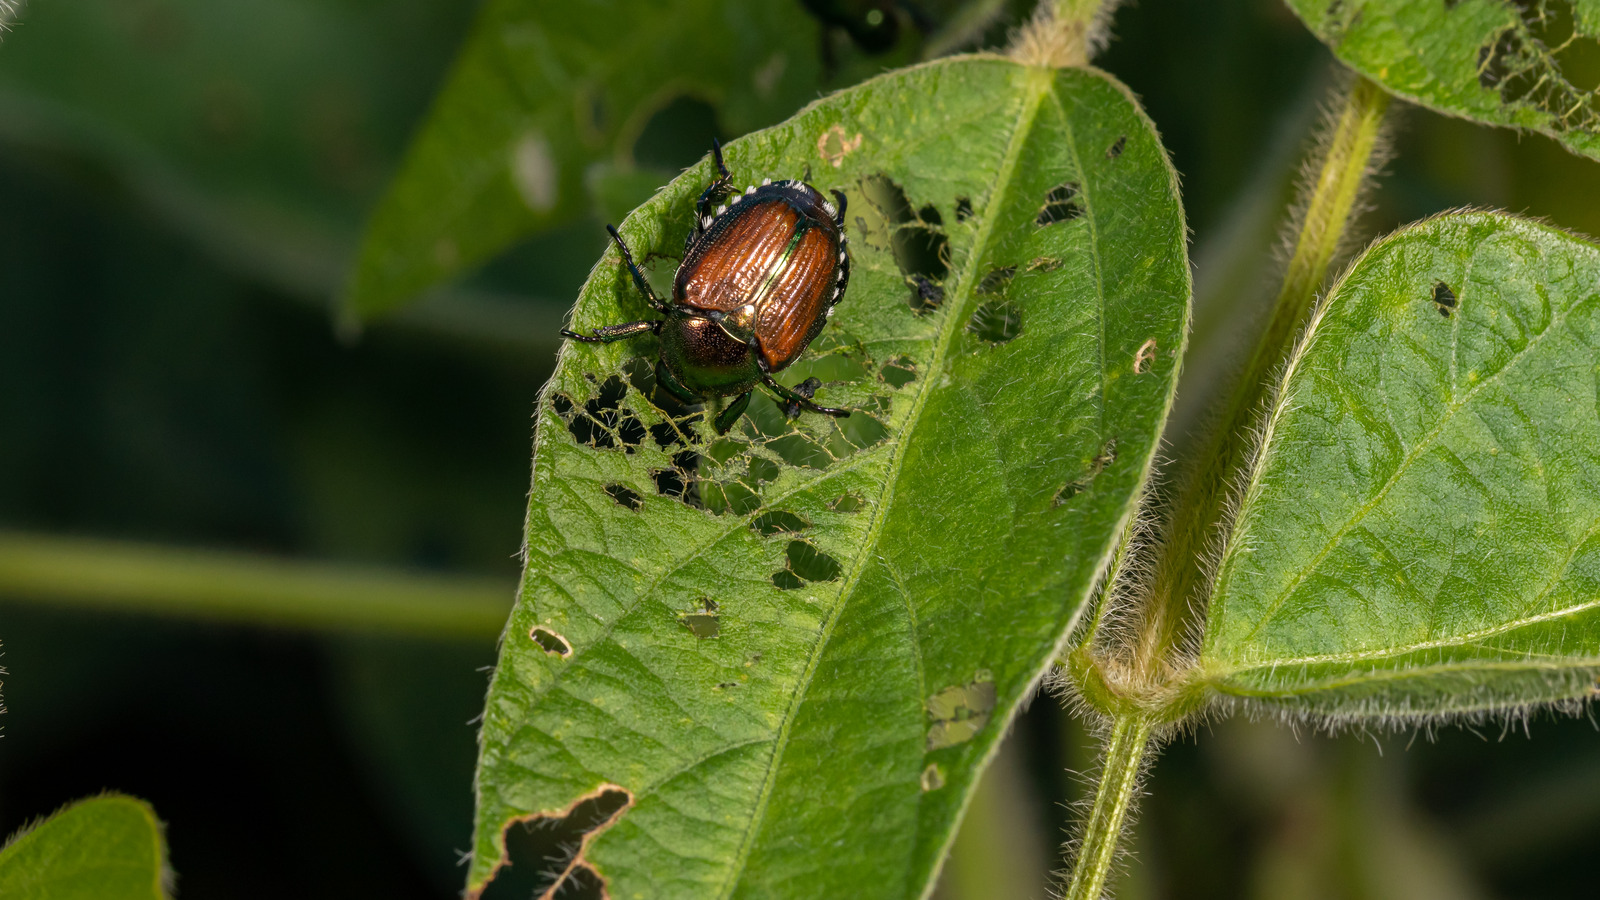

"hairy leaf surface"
[469,58,1189,899]
[1204,213,1600,717]
[0,795,168,900]
[1286,0,1600,163]
[344,0,828,317]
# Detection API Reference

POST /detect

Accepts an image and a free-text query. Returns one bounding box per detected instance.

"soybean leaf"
[344,0,833,318]
[1284,0,1600,164]
[0,795,168,900]
[469,57,1189,899]
[1203,213,1600,717]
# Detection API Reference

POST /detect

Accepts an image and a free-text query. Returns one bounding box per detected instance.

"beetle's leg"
[713,391,752,435]
[606,225,669,314]
[762,373,850,419]
[830,189,848,229]
[654,358,699,405]
[695,138,735,227]
[561,320,660,343]
[830,236,851,309]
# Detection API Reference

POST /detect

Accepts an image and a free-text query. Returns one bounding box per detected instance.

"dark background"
[3,1,1599,897]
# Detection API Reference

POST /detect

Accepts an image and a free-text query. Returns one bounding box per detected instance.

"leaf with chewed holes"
[1202,213,1600,718]
[470,57,1189,899]
[0,795,169,900]
[1284,0,1600,163]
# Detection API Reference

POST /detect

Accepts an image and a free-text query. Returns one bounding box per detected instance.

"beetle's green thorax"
[660,310,761,398]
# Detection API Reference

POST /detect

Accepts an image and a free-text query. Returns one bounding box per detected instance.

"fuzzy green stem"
[1063,714,1151,900]
[0,530,512,639]
[1131,76,1390,681]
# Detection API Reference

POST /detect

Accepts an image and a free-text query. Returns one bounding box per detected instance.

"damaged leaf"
[470,58,1188,899]
[1202,214,1600,717]
[1285,0,1600,163]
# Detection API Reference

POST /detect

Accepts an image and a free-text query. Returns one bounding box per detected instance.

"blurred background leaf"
[0,794,169,900]
[4,0,1600,898]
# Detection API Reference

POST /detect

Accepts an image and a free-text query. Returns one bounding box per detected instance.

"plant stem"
[0,530,512,639]
[1129,75,1390,683]
[1063,714,1151,900]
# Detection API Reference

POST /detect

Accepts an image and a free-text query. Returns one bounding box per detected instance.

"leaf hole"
[858,173,950,306]
[976,266,1016,295]
[475,786,632,900]
[1107,135,1127,159]
[954,196,974,221]
[651,450,700,503]
[771,569,806,590]
[1036,181,1084,226]
[968,300,1022,344]
[565,376,645,452]
[678,598,720,639]
[603,483,643,511]
[921,764,946,791]
[881,355,917,388]
[785,540,842,582]
[768,433,834,469]
[751,510,810,535]
[530,627,572,657]
[1432,281,1458,317]
[829,492,865,513]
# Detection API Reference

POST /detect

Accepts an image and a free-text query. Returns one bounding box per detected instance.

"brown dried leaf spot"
[817,124,863,168]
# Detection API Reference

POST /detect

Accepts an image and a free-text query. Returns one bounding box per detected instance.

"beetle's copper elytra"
[561,140,851,434]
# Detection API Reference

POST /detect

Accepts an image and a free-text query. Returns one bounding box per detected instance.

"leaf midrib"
[712,63,1056,900]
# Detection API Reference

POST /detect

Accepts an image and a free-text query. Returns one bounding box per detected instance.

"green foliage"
[0,795,168,900]
[0,0,474,292]
[469,56,1189,898]
[344,0,834,317]
[1203,213,1600,717]
[1285,0,1600,163]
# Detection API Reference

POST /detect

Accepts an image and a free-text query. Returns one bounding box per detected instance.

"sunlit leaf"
[1285,0,1600,163]
[0,795,168,900]
[468,56,1190,899]
[1204,213,1600,716]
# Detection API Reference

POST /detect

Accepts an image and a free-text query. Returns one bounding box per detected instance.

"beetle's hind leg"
[561,320,660,343]
[762,373,850,420]
[713,391,752,435]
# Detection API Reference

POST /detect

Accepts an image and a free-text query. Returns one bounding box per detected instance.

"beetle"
[561,140,852,435]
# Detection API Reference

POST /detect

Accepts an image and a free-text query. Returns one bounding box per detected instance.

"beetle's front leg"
[560,320,659,343]
[606,226,670,314]
[762,373,850,420]
[694,138,735,225]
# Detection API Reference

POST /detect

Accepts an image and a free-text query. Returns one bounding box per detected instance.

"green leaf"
[0,795,168,900]
[1202,213,1600,716]
[469,57,1189,899]
[344,0,830,318]
[1283,0,1600,164]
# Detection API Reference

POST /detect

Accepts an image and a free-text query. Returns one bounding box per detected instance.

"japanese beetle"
[562,140,852,435]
